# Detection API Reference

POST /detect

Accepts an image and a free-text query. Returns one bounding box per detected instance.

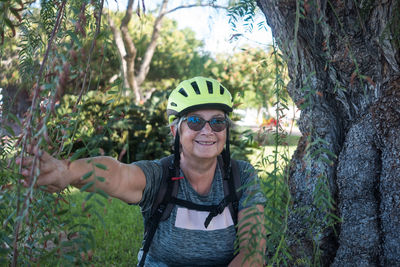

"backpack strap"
[150,155,180,221]
[210,156,242,227]
[139,155,180,267]
[139,155,242,266]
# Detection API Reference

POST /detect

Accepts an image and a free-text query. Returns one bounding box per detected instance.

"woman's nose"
[200,121,213,133]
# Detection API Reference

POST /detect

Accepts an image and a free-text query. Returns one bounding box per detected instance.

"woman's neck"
[180,154,217,195]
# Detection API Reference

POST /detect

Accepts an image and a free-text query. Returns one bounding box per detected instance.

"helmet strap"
[173,131,181,176]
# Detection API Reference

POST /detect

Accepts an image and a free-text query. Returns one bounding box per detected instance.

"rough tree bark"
[257,0,399,266]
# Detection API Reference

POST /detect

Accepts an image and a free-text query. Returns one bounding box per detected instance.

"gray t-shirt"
[133,159,265,266]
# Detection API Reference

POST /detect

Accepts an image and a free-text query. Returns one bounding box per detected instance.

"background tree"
[207,46,289,118]
[108,0,226,104]
[110,11,211,94]
[256,0,400,265]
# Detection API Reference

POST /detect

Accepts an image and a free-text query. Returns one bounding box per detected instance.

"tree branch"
[162,4,227,17]
[12,2,67,266]
[136,1,227,86]
[136,0,169,86]
[120,0,141,102]
[114,0,228,103]
[108,14,128,88]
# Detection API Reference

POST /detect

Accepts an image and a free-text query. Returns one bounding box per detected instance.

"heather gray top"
[133,159,265,267]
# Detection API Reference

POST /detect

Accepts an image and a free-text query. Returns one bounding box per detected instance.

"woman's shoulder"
[131,158,163,173]
[234,159,256,173]
[131,159,164,211]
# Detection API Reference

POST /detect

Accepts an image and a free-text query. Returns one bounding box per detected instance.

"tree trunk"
[256,0,400,265]
[109,0,225,104]
[110,0,169,104]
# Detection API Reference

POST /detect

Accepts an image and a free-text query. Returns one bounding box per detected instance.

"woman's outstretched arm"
[17,151,146,204]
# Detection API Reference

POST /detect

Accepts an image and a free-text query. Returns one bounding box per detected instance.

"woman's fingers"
[38,150,53,162]
[17,148,66,189]
[16,156,33,167]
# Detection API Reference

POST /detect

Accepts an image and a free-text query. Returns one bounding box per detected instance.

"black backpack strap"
[218,155,242,226]
[195,156,242,228]
[153,155,180,221]
[139,155,180,267]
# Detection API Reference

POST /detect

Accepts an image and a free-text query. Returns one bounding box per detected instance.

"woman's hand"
[16,149,71,193]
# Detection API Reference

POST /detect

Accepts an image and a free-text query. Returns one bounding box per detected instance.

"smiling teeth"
[197,141,215,145]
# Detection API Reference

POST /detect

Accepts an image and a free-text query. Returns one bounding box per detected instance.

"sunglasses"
[183,115,228,132]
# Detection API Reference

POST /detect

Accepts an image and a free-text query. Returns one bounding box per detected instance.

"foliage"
[0,1,111,265]
[0,0,28,45]
[207,46,289,113]
[0,169,96,265]
[61,190,144,266]
[51,87,254,163]
[51,88,172,163]
[228,0,257,35]
[109,10,212,92]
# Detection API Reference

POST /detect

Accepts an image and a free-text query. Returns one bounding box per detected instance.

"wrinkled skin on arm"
[17,149,146,204]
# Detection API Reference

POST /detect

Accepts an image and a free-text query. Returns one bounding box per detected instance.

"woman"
[19,77,266,266]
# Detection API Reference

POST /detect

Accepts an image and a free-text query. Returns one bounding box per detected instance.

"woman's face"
[174,109,227,161]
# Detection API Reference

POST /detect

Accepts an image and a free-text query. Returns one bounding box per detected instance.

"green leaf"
[89,148,100,155]
[55,209,69,216]
[94,163,107,170]
[80,181,94,192]
[66,30,82,46]
[3,125,15,136]
[96,176,105,182]
[107,90,119,95]
[4,17,14,28]
[106,99,115,104]
[70,147,87,161]
[85,191,95,201]
[96,188,108,199]
[82,171,94,180]
[8,113,22,127]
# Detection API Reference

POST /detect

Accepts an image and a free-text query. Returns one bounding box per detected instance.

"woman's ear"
[170,125,177,137]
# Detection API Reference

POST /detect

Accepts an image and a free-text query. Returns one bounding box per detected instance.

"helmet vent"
[179,88,188,97]
[220,85,225,95]
[206,81,213,94]
[170,102,177,107]
[191,82,201,94]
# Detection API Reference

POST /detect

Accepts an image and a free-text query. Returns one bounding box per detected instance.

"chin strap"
[173,131,181,176]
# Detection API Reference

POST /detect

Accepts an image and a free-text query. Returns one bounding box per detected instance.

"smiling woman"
[178,110,227,176]
[19,77,266,266]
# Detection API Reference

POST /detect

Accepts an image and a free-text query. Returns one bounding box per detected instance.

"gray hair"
[169,116,185,136]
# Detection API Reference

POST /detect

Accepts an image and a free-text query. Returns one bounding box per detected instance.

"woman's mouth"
[195,141,216,145]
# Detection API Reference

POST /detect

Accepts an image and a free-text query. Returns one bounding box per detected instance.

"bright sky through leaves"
[107,0,273,55]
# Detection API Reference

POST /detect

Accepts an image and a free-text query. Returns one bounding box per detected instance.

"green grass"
[249,133,299,173]
[63,189,143,266]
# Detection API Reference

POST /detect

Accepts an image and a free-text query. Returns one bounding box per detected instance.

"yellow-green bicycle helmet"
[167,77,233,124]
